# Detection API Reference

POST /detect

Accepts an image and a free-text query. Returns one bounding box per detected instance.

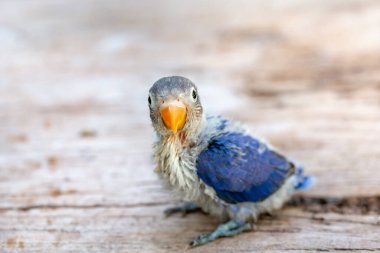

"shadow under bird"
[148,76,314,247]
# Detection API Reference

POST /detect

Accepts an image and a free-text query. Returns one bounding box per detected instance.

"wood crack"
[0,201,171,212]
[287,195,380,215]
[284,248,380,252]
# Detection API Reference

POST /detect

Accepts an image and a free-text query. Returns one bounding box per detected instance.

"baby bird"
[148,76,313,247]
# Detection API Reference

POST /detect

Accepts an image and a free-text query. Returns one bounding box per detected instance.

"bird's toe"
[189,233,212,248]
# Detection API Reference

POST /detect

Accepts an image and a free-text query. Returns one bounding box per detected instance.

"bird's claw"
[189,233,214,247]
[164,202,200,218]
[189,220,253,248]
[164,207,186,217]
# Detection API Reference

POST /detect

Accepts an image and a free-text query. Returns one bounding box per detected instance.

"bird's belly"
[197,175,297,221]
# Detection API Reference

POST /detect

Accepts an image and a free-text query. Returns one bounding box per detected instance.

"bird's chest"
[154,140,201,200]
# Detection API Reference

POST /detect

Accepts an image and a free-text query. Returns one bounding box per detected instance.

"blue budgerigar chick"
[148,76,313,247]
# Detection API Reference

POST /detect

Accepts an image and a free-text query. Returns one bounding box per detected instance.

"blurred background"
[1,1,380,252]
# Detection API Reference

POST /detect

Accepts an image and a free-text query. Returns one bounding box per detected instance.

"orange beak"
[160,100,187,134]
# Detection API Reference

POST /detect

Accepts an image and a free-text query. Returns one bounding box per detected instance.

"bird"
[148,76,314,247]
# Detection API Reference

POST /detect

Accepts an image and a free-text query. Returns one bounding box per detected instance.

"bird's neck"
[161,115,205,148]
[163,131,187,146]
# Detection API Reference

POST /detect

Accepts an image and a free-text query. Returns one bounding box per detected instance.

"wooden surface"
[1,1,380,252]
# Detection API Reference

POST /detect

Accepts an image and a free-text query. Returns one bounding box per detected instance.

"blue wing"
[196,132,296,203]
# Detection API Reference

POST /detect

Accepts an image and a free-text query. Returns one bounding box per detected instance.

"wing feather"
[196,132,295,203]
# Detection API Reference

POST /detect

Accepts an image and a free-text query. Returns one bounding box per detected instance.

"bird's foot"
[164,202,201,217]
[189,220,252,248]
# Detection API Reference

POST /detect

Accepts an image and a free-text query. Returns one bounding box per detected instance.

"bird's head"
[148,76,203,139]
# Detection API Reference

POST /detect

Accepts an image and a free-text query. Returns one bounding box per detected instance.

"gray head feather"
[148,76,203,138]
[150,76,196,97]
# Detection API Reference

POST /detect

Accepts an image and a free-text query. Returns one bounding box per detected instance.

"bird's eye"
[192,89,197,100]
[148,96,152,105]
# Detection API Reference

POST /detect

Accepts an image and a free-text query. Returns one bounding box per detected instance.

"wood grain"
[1,0,380,252]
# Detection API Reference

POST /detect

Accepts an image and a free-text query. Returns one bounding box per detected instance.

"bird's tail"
[294,165,315,190]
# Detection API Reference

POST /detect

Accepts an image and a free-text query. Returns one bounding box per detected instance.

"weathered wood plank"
[1,0,380,252]
[1,207,379,253]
